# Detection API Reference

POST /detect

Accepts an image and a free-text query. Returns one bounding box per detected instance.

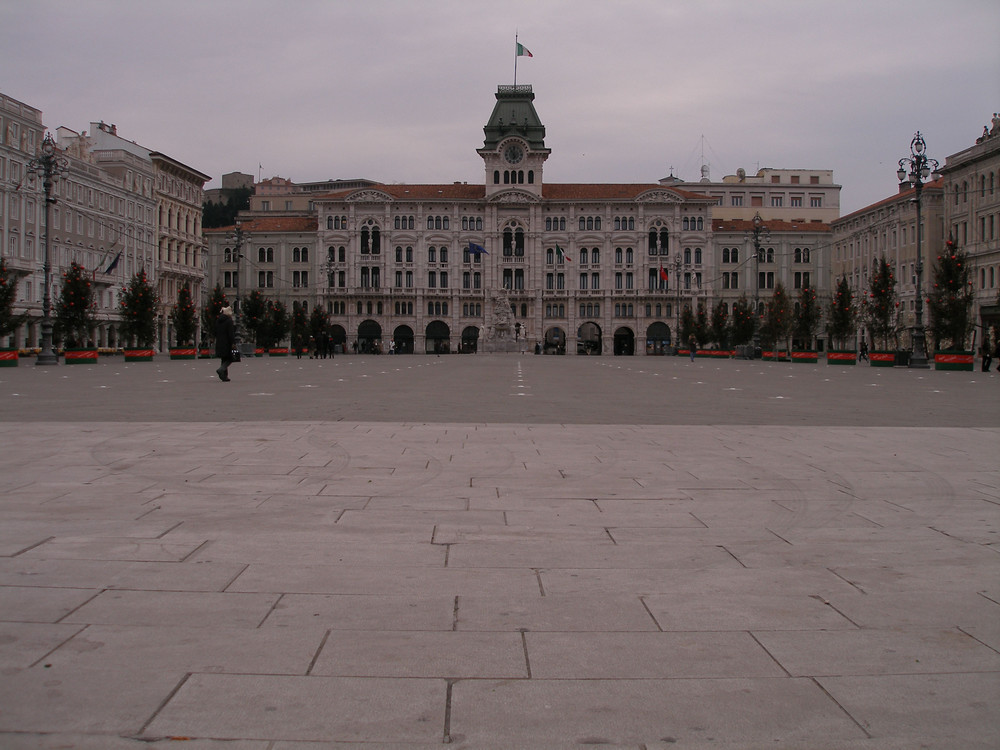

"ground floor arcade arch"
[426,320,451,353]
[577,322,602,355]
[543,326,565,354]
[645,321,672,355]
[393,325,414,354]
[460,326,479,353]
[357,319,382,354]
[613,327,635,355]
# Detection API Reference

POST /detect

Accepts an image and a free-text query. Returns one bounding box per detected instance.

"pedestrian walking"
[859,340,869,362]
[980,342,992,372]
[689,335,697,362]
[215,306,236,382]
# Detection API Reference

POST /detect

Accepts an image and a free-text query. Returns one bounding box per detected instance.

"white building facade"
[205,84,832,355]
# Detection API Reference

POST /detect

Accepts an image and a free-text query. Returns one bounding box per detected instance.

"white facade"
[0,92,160,349]
[205,85,831,355]
[939,124,1000,344]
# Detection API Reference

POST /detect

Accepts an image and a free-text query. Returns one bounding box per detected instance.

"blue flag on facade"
[468,241,488,255]
[104,251,122,274]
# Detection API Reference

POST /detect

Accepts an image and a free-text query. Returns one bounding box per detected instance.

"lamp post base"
[35,322,58,366]
[908,327,930,369]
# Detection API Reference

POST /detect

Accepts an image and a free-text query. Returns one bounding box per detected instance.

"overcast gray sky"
[3,0,998,214]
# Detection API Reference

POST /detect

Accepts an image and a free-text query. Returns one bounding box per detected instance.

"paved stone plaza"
[0,354,997,749]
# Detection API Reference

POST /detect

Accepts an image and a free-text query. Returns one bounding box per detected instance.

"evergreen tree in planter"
[730,295,755,348]
[290,301,309,356]
[793,285,820,360]
[694,302,709,350]
[241,290,267,351]
[0,259,26,351]
[262,299,290,353]
[309,304,330,350]
[680,305,695,349]
[55,261,97,350]
[826,276,857,364]
[863,257,898,358]
[201,284,228,356]
[118,269,159,359]
[928,238,975,369]
[169,283,198,357]
[710,299,730,351]
[759,282,792,358]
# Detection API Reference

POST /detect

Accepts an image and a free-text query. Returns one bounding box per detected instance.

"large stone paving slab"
[142,674,446,743]
[0,355,997,749]
[449,677,869,746]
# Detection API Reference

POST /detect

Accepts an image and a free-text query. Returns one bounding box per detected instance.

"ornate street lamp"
[745,212,770,356]
[227,219,249,350]
[897,132,939,368]
[672,253,683,350]
[26,133,69,365]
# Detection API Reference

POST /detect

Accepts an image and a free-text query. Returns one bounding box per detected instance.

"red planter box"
[827,350,856,365]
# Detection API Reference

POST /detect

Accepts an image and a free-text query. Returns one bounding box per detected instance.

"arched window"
[528,171,534,184]
[697,217,704,230]
[427,216,434,229]
[683,217,690,230]
[327,216,333,229]
[515,228,525,256]
[494,170,500,184]
[503,228,513,256]
[723,248,730,263]
[684,248,691,264]
[694,248,702,264]
[591,248,600,264]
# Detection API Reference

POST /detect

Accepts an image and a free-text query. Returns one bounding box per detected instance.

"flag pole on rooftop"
[514,32,532,87]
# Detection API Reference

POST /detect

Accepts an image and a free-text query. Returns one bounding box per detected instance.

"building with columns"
[206,83,833,355]
[1,92,210,351]
[1,92,159,349]
[939,120,1000,344]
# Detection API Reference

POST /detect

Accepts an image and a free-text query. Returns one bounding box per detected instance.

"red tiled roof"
[315,183,716,203]
[834,178,944,224]
[205,216,318,234]
[713,218,831,233]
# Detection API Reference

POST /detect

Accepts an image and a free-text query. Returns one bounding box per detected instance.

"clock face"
[503,144,524,164]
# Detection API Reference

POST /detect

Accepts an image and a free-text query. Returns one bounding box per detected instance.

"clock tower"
[478,84,550,198]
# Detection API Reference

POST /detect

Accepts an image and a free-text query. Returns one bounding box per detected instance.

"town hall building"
[206,84,831,355]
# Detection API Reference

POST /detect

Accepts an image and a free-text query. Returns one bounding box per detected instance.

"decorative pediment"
[345,189,394,203]
[488,189,540,204]
[635,189,683,204]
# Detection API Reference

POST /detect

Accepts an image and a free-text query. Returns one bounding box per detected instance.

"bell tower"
[478,84,550,198]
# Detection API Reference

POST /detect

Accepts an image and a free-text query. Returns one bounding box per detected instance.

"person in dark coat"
[215,306,236,382]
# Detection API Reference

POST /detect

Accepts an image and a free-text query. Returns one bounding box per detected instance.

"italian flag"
[556,245,571,263]
[516,43,533,57]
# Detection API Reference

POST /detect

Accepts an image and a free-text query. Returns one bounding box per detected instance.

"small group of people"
[294,333,332,360]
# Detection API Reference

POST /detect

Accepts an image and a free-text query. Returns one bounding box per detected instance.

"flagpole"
[513,32,518,86]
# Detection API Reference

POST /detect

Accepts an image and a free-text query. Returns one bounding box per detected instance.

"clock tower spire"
[478,84,550,198]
